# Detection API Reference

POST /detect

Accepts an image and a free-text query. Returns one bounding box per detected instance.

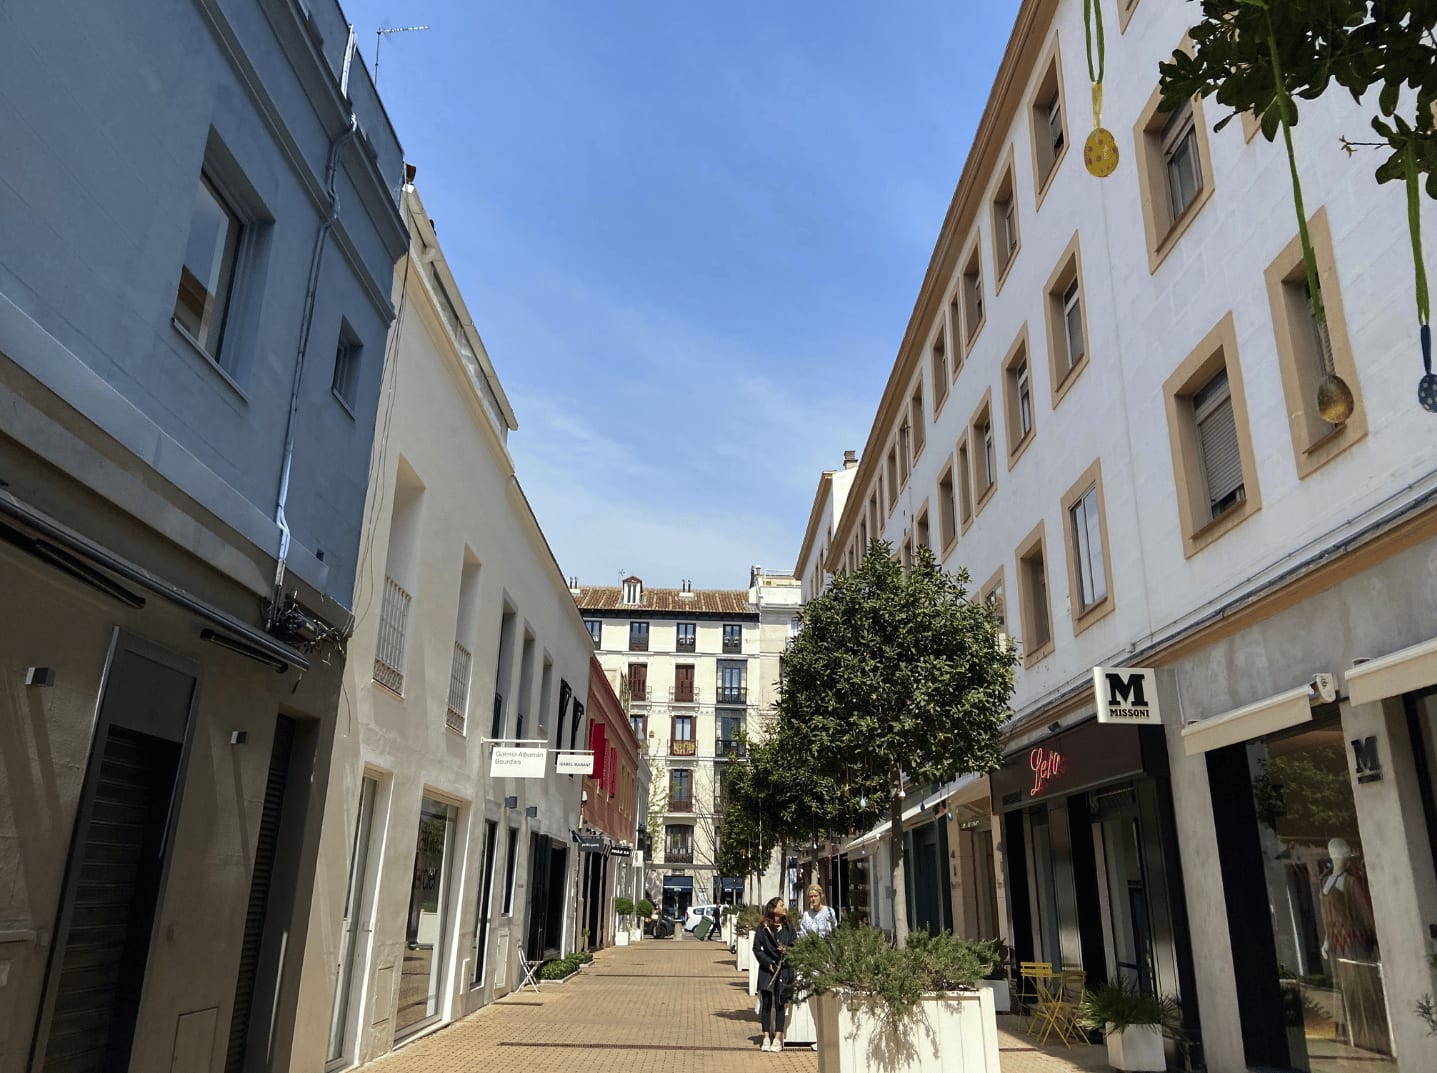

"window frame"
[910,381,927,460]
[331,318,362,415]
[1134,78,1215,272]
[960,243,986,353]
[628,621,650,652]
[1002,324,1036,467]
[1163,312,1262,557]
[585,619,602,646]
[980,568,1007,638]
[1015,522,1054,667]
[676,621,696,653]
[722,623,743,654]
[1263,206,1366,476]
[956,433,975,532]
[990,148,1022,291]
[1044,232,1090,408]
[914,502,931,556]
[937,460,958,555]
[1028,44,1070,207]
[1061,460,1115,633]
[931,325,950,417]
[969,390,998,517]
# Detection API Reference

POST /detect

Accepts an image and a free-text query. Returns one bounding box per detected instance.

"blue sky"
[343,0,1021,588]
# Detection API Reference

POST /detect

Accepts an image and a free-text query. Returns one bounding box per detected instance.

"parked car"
[683,905,721,933]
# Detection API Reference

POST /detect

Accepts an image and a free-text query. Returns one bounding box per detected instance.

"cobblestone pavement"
[364,936,1111,1073]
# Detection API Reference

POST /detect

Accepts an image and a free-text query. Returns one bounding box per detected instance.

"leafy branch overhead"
[1158,0,1437,193]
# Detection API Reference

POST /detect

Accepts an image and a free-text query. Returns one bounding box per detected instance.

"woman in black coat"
[752,897,796,1052]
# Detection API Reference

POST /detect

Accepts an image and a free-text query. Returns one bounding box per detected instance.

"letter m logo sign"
[1105,672,1148,708]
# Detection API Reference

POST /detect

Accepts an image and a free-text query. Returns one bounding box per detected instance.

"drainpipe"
[268,65,360,627]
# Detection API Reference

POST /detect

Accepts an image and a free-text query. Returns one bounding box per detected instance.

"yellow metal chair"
[1034,968,1088,1046]
[1018,962,1056,1036]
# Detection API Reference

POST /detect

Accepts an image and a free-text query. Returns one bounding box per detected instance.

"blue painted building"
[0,1,405,1069]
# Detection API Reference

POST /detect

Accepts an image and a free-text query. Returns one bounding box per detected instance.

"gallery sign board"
[555,751,594,775]
[1093,666,1163,726]
[490,746,546,779]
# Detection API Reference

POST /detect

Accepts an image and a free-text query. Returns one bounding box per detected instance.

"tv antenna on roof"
[373,24,429,89]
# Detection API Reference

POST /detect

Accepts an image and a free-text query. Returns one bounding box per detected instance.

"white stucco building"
[292,181,594,1071]
[804,2,1437,1071]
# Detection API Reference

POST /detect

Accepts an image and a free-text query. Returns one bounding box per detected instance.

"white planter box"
[976,979,1010,1013]
[785,996,817,1044]
[738,941,753,973]
[815,988,999,1073]
[1105,1024,1165,1072]
[748,954,759,996]
[631,927,643,943]
[615,931,630,946]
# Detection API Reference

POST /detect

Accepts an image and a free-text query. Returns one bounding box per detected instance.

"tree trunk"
[888,779,911,947]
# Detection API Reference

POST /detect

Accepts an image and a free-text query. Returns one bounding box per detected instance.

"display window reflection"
[1246,716,1394,1072]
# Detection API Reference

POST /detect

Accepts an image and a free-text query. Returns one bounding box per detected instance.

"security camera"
[1309,673,1338,704]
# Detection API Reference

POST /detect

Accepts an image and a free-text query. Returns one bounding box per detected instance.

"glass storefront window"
[396,797,457,1038]
[1247,716,1394,1072]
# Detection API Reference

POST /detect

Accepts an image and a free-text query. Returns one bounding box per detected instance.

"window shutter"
[1199,398,1243,508]
[590,722,607,780]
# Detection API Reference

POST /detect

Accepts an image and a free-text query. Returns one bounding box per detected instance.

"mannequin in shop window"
[1319,837,1389,1054]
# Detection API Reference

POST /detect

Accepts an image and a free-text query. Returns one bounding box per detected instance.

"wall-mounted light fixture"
[504,796,518,809]
[1047,721,1062,734]
[525,806,538,818]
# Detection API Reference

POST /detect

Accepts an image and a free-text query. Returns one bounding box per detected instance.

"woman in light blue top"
[798,884,837,938]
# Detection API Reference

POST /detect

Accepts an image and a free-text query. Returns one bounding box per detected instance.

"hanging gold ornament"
[1316,373,1355,423]
[1084,87,1119,177]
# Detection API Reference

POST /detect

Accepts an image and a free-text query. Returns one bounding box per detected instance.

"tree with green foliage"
[770,540,1016,946]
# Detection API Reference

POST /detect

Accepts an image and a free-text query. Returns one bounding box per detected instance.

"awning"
[720,877,744,891]
[1180,684,1315,756]
[1347,635,1437,706]
[662,875,693,891]
[842,772,985,852]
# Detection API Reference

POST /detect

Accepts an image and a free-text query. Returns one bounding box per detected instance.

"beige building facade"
[290,182,594,1072]
[805,1,1437,1071]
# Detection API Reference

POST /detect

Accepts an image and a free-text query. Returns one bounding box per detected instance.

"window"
[668,771,693,812]
[868,493,880,541]
[630,713,646,739]
[914,508,931,554]
[991,152,1021,286]
[948,296,964,378]
[501,825,519,915]
[173,174,243,361]
[717,711,744,758]
[1016,524,1053,665]
[937,464,958,551]
[886,448,899,510]
[623,578,642,604]
[627,663,648,704]
[676,622,696,652]
[723,623,742,653]
[332,320,362,413]
[931,329,949,413]
[665,824,693,861]
[969,392,997,513]
[956,434,975,529]
[1264,207,1366,476]
[585,620,602,646]
[901,534,913,570]
[671,714,695,755]
[628,621,649,652]
[1135,82,1214,270]
[1002,326,1035,463]
[981,570,1006,636]
[1062,461,1113,632]
[961,245,985,349]
[1030,48,1068,200]
[717,660,746,704]
[1044,233,1089,406]
[899,424,912,484]
[910,384,926,458]
[673,664,695,703]
[1164,312,1261,557]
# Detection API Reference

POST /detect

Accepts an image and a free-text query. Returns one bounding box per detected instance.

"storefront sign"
[555,751,594,775]
[609,845,632,858]
[1093,666,1162,726]
[572,832,605,853]
[489,746,546,779]
[1029,746,1066,797]
[1351,736,1383,783]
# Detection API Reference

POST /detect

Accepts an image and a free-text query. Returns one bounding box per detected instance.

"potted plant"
[1078,980,1180,1073]
[974,939,1011,1014]
[735,904,762,973]
[613,896,634,946]
[784,924,1001,1073]
[635,898,654,942]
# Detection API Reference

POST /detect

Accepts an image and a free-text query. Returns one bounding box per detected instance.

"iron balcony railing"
[715,738,744,759]
[446,641,471,732]
[668,796,693,814]
[676,637,696,653]
[670,739,696,757]
[629,635,649,652]
[664,848,694,864]
[715,685,747,704]
[373,576,411,693]
[723,638,741,654]
[627,686,652,703]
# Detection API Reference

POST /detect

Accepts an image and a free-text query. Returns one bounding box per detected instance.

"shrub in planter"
[735,903,763,938]
[574,950,594,964]
[636,898,655,919]
[539,957,580,981]
[1078,981,1181,1073]
[973,939,1011,1013]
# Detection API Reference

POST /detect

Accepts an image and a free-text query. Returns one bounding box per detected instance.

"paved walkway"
[365,936,1110,1073]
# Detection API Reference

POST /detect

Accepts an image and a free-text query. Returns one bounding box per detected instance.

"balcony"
[668,796,693,814]
[446,641,471,733]
[664,848,694,864]
[670,739,696,757]
[627,686,652,704]
[715,738,745,759]
[629,634,649,652]
[676,637,696,653]
[669,686,701,704]
[723,637,742,654]
[715,686,747,705]
[373,576,411,694]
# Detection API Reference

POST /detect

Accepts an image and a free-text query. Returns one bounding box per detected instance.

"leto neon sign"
[1029,747,1066,797]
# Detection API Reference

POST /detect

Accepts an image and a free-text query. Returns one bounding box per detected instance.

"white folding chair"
[516,950,543,994]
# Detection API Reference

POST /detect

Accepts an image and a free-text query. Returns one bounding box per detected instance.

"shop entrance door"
[328,775,378,1068]
[1094,789,1155,992]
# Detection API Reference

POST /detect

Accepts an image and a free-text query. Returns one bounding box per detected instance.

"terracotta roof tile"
[574,587,753,616]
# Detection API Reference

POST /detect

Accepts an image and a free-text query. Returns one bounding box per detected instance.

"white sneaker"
[759,1039,771,1052]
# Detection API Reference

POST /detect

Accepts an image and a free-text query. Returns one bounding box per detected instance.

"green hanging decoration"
[1408,144,1437,412]
[1082,0,1118,178]
[1265,13,1354,424]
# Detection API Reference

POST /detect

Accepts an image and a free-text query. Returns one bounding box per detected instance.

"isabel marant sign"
[555,751,595,775]
[489,746,547,779]
[1093,666,1162,726]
